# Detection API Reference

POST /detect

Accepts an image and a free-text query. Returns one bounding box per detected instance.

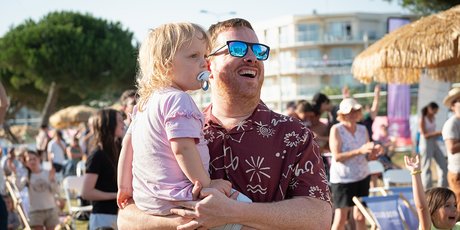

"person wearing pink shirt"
[117,22,247,229]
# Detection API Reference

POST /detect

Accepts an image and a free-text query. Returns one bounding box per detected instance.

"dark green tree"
[0,11,137,126]
[384,0,460,14]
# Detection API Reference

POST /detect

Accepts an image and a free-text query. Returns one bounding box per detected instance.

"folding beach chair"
[383,169,412,188]
[386,187,419,230]
[62,176,92,228]
[368,160,386,195]
[353,195,407,230]
[5,178,31,230]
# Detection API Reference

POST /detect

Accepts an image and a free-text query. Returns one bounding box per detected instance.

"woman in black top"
[82,109,124,230]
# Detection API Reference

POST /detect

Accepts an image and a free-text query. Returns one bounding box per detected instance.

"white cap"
[337,98,362,115]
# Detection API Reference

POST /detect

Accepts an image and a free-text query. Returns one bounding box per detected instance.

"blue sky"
[1,0,408,41]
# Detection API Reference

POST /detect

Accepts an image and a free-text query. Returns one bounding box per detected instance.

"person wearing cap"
[441,87,460,219]
[329,98,382,230]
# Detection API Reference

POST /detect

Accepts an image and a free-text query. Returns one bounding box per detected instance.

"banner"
[387,84,411,138]
[387,17,412,145]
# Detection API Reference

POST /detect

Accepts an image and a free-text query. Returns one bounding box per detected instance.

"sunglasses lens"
[251,44,269,60]
[228,41,248,57]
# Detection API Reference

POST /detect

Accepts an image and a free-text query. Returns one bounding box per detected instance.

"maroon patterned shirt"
[203,102,331,204]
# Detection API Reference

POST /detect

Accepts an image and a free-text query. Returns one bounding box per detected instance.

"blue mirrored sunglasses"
[208,40,270,61]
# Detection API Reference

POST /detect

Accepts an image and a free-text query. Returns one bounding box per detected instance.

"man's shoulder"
[255,103,304,127]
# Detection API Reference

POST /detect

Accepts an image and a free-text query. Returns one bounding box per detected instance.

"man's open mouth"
[238,69,256,78]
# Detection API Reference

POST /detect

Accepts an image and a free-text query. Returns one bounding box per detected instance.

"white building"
[192,12,417,112]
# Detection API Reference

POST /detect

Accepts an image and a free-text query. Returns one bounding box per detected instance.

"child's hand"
[404,154,420,172]
[209,179,232,197]
[117,187,133,209]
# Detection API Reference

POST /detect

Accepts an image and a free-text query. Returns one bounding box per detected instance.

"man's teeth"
[239,70,256,77]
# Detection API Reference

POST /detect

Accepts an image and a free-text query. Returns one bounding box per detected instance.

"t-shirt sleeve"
[442,119,458,140]
[163,93,203,140]
[85,150,102,175]
[288,129,332,204]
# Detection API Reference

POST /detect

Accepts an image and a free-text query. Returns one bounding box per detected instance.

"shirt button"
[225,135,230,139]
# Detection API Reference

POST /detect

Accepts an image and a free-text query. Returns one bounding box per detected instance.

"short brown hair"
[426,187,456,218]
[208,18,253,51]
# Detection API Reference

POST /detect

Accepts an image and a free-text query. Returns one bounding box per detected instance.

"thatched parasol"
[352,5,460,84]
[49,105,97,129]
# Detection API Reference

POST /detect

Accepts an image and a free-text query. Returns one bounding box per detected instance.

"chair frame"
[62,176,92,228]
[353,194,409,230]
[5,178,31,230]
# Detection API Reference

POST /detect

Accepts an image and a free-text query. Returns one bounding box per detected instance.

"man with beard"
[118,18,332,229]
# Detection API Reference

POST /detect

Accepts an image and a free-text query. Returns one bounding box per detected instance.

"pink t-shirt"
[131,87,209,215]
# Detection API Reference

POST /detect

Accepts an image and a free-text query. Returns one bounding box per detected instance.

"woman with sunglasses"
[329,98,382,230]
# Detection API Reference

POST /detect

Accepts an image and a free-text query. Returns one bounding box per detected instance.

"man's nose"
[243,48,258,63]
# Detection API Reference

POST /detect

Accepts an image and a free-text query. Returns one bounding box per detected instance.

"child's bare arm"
[171,138,211,188]
[405,155,431,230]
[117,133,133,208]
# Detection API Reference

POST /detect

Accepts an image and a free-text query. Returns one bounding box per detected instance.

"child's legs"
[89,213,118,230]
[29,209,47,229]
[44,207,60,230]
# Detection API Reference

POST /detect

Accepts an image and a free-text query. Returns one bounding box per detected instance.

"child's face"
[26,153,40,170]
[433,195,458,229]
[170,32,208,91]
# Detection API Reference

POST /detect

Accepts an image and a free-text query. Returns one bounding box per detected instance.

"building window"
[327,21,352,41]
[279,25,289,44]
[297,24,319,42]
[265,28,278,47]
[328,48,353,66]
[297,49,322,67]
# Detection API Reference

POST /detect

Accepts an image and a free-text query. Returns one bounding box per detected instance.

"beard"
[213,71,263,103]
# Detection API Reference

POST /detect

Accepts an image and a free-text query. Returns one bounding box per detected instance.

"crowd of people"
[0,17,459,230]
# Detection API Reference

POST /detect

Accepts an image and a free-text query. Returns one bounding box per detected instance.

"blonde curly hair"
[136,22,209,111]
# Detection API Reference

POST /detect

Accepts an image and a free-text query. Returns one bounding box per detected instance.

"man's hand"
[209,179,232,197]
[171,188,237,230]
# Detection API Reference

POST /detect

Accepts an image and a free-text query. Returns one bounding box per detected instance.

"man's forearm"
[234,197,332,229]
[117,202,184,230]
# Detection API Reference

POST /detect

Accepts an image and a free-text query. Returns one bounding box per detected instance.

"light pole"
[200,10,236,21]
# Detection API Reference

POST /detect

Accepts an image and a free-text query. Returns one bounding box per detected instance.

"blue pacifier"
[197,71,210,91]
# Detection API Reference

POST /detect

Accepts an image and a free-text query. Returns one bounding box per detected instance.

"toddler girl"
[117,22,248,221]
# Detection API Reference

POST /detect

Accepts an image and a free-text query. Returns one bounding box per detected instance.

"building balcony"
[272,34,375,49]
[265,58,353,76]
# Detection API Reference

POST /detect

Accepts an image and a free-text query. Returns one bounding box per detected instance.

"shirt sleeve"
[442,119,458,140]
[288,129,332,204]
[163,93,203,140]
[85,150,102,175]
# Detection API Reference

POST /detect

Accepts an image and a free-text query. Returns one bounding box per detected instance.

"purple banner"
[388,84,411,138]
[387,17,412,141]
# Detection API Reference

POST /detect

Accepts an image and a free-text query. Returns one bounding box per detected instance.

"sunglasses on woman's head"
[207,40,270,61]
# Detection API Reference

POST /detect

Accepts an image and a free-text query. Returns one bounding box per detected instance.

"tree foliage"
[0,11,137,120]
[384,0,460,14]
